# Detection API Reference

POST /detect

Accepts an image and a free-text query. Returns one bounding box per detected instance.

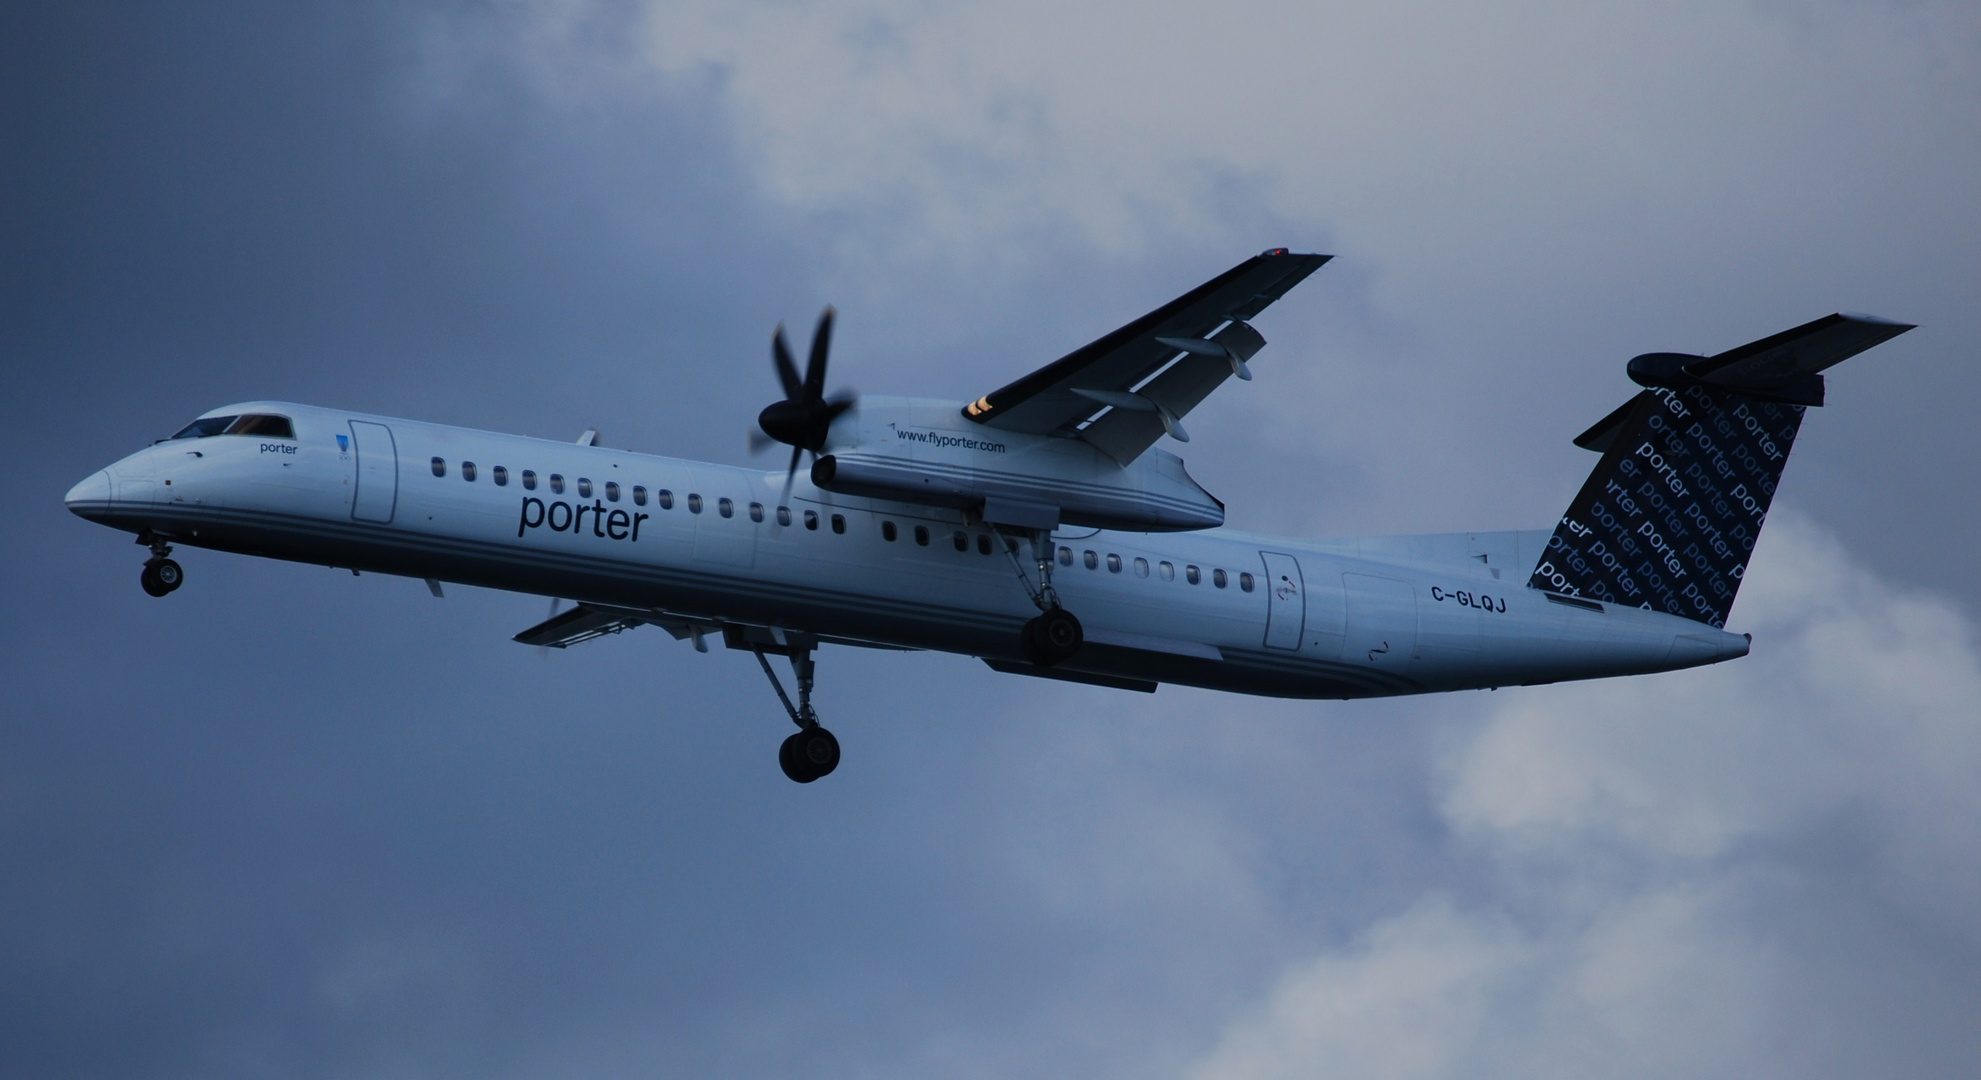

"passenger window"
[1107,553,1122,573]
[978,534,993,556]
[431,457,446,477]
[914,525,929,546]
[605,481,620,502]
[831,514,846,534]
[688,493,702,513]
[1240,572,1255,592]
[658,489,674,509]
[578,478,593,498]
[461,461,477,482]
[1133,557,1149,577]
[632,485,647,505]
[550,474,565,494]
[494,466,509,486]
[171,416,237,440]
[882,520,898,542]
[777,506,792,526]
[1084,550,1099,570]
[1058,547,1073,566]
[954,530,969,552]
[804,509,819,530]
[1186,565,1201,585]
[225,414,295,438]
[750,502,765,523]
[523,470,538,490]
[1213,568,1228,588]
[718,497,734,518]
[1158,560,1174,581]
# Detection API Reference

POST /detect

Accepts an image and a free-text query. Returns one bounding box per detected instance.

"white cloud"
[1185,510,1981,1078]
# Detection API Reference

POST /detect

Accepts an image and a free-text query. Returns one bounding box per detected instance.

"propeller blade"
[783,444,803,501]
[771,323,803,400]
[749,429,778,454]
[804,307,835,399]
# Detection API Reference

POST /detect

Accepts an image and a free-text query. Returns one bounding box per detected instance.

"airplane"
[65,249,1914,783]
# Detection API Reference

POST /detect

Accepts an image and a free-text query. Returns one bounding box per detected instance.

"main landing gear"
[138,534,183,597]
[999,526,1083,667]
[751,636,841,784]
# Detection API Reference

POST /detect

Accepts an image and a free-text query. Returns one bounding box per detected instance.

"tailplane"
[1530,313,1912,628]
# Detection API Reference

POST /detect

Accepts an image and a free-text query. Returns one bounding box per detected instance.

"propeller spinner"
[753,307,856,494]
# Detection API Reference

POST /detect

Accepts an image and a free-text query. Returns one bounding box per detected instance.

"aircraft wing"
[962,249,1331,463]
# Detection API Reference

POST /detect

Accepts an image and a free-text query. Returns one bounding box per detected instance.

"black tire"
[779,732,813,783]
[140,562,169,597]
[779,727,840,783]
[152,558,183,592]
[1021,608,1083,667]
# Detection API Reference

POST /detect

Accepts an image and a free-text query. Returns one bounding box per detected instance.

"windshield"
[168,413,295,440]
[171,416,238,439]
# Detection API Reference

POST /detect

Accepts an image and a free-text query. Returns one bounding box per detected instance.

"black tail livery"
[1531,313,1914,628]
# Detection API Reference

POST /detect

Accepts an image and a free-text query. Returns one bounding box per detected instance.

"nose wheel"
[138,536,183,597]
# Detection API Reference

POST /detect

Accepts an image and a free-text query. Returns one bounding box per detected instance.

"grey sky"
[4,2,1978,1077]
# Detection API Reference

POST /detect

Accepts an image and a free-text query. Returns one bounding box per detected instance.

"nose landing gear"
[138,535,183,597]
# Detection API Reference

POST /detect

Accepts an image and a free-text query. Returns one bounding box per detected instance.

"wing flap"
[513,603,644,648]
[1080,320,1268,463]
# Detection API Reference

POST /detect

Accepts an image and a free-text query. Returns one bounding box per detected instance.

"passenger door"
[1259,550,1306,651]
[348,421,398,523]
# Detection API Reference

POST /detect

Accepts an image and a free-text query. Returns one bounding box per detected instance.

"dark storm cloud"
[6,3,1980,1078]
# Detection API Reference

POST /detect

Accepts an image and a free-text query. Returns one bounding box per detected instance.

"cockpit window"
[171,416,238,440]
[225,414,295,438]
[170,413,295,440]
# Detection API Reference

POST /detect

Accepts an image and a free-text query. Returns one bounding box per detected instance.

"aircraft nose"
[65,470,113,517]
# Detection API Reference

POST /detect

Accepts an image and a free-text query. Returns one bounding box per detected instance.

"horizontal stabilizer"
[1683,312,1913,389]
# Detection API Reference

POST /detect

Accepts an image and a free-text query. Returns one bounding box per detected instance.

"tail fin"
[1530,313,1912,628]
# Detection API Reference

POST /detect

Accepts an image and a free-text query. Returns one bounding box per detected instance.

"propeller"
[752,307,856,496]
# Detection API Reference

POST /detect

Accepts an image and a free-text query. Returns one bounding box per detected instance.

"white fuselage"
[66,401,1750,698]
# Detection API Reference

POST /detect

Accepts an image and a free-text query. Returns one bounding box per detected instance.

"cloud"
[1186,510,1981,1078]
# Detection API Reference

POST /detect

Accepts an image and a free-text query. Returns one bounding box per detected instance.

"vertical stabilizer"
[1530,313,1912,628]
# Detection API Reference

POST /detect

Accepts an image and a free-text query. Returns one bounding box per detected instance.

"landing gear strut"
[138,534,183,597]
[752,640,840,783]
[997,526,1083,667]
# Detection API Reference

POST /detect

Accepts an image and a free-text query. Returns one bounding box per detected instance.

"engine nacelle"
[812,398,1224,531]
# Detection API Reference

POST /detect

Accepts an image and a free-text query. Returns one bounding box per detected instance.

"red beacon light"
[1261,246,1290,256]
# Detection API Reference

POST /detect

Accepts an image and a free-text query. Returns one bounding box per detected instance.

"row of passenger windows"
[432,457,850,532]
[1061,547,1250,590]
[431,455,1250,588]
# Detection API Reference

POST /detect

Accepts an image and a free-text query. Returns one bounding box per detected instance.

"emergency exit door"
[1260,551,1306,650]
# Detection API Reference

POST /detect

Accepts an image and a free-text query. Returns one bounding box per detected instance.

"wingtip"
[1838,312,1917,332]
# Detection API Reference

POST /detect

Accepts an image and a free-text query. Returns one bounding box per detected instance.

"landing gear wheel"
[140,558,182,597]
[1022,607,1083,667]
[779,726,840,783]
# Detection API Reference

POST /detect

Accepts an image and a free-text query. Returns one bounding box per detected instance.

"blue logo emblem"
[336,434,349,452]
